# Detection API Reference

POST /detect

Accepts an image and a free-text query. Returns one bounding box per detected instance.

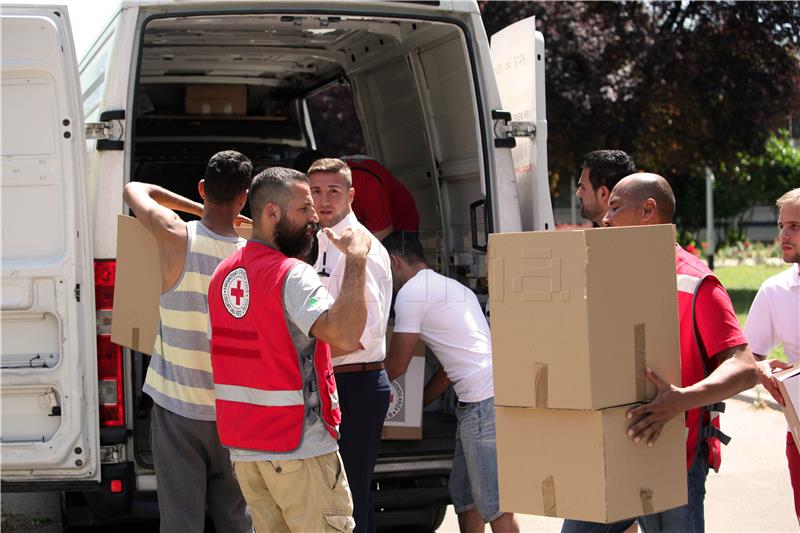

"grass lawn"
[715,264,788,362]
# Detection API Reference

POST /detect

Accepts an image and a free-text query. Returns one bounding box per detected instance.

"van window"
[305,82,365,157]
[80,31,113,123]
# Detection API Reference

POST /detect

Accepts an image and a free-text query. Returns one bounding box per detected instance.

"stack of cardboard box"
[488,225,688,523]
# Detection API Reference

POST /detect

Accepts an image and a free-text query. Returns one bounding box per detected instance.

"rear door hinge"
[491,110,535,148]
[85,109,125,150]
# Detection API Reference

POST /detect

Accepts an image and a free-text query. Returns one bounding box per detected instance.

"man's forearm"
[325,255,368,349]
[138,183,203,216]
[681,351,758,410]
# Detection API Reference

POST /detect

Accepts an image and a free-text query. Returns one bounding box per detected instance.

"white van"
[1,1,553,528]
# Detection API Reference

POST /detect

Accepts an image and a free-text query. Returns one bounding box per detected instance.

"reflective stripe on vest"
[676,273,702,294]
[214,384,304,407]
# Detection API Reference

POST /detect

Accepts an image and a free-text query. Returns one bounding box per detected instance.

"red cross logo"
[230,280,244,305]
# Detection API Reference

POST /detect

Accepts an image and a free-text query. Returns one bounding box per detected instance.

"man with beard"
[744,187,799,524]
[208,167,373,532]
[308,158,393,533]
[575,150,636,226]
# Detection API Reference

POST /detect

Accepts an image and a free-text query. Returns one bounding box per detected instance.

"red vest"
[676,246,725,472]
[208,241,341,452]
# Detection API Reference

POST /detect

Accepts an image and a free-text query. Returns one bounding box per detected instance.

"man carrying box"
[122,150,253,533]
[744,187,799,523]
[383,232,520,533]
[562,173,759,533]
[208,167,373,532]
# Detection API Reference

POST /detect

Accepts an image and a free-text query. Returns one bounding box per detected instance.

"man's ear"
[597,185,610,202]
[642,198,658,222]
[347,186,355,206]
[198,179,206,200]
[389,255,401,270]
[266,202,281,223]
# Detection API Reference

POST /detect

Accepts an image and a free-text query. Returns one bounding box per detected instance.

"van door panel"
[1,6,99,483]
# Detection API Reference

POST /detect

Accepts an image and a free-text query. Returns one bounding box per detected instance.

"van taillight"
[95,260,124,427]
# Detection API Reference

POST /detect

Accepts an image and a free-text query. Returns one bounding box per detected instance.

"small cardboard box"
[496,404,687,523]
[776,364,800,448]
[185,84,246,115]
[382,327,427,440]
[488,225,681,411]
[111,215,250,354]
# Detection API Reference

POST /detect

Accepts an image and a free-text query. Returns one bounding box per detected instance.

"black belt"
[333,362,385,375]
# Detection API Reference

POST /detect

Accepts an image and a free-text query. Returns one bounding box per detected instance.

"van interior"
[129,10,486,523]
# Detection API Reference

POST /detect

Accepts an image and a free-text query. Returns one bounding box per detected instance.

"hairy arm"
[310,228,371,352]
[386,332,421,380]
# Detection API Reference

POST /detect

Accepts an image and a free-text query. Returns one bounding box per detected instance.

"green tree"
[479,1,800,226]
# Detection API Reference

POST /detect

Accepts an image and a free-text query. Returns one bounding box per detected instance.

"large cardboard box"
[488,225,681,411]
[776,364,800,448]
[185,84,246,115]
[111,215,250,354]
[496,404,687,523]
[382,327,426,440]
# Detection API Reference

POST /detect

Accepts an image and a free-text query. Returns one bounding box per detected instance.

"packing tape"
[132,327,140,352]
[640,488,654,515]
[634,323,646,399]
[542,475,557,517]
[534,363,548,408]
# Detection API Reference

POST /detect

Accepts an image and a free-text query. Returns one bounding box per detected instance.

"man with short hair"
[208,166,373,533]
[384,232,520,533]
[575,150,636,226]
[123,150,253,533]
[308,158,393,533]
[744,187,800,523]
[562,173,759,533]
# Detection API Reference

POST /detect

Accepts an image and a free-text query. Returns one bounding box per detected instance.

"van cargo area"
[123,9,488,530]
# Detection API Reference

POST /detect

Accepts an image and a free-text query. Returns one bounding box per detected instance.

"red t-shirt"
[676,245,747,470]
[347,159,420,233]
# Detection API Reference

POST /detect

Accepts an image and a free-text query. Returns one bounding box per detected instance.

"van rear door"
[490,16,555,232]
[1,5,99,484]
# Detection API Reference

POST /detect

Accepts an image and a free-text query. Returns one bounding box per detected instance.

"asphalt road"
[2,387,796,533]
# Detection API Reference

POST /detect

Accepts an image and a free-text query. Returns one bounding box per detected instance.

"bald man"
[562,173,759,533]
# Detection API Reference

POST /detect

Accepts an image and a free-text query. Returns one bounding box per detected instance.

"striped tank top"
[142,221,244,420]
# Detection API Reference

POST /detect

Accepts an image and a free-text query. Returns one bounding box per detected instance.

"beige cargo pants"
[233,451,355,532]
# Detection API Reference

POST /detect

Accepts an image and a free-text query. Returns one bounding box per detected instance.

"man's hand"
[626,368,687,446]
[756,358,792,406]
[234,213,253,227]
[324,226,371,259]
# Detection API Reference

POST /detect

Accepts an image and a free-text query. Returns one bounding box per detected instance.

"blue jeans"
[561,444,710,533]
[449,397,503,523]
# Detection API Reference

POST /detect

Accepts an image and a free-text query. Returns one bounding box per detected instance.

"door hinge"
[74,284,81,302]
[491,110,535,148]
[85,109,125,150]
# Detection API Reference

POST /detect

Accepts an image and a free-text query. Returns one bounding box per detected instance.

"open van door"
[490,16,555,232]
[1,5,99,485]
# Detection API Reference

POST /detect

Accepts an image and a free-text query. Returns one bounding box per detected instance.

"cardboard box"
[111,215,250,354]
[776,364,800,448]
[488,225,681,411]
[496,404,687,523]
[382,327,427,440]
[185,84,246,115]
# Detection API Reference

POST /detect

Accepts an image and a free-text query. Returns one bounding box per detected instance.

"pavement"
[437,386,797,532]
[1,387,796,533]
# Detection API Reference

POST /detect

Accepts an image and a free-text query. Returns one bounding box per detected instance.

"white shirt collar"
[328,211,358,235]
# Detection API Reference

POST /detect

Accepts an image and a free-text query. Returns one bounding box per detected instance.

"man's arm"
[423,366,451,406]
[310,228,371,353]
[386,332,422,380]
[123,182,192,291]
[744,286,792,404]
[753,353,792,406]
[627,344,758,445]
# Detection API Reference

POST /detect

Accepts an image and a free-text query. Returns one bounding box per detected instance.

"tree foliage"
[480,1,800,227]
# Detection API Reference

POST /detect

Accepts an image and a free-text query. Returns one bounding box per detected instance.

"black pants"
[336,369,391,533]
[150,403,251,533]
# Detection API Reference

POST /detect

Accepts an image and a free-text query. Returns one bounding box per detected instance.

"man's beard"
[274,217,316,258]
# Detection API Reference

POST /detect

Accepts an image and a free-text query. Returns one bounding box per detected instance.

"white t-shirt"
[393,269,493,403]
[744,264,800,365]
[314,211,392,366]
